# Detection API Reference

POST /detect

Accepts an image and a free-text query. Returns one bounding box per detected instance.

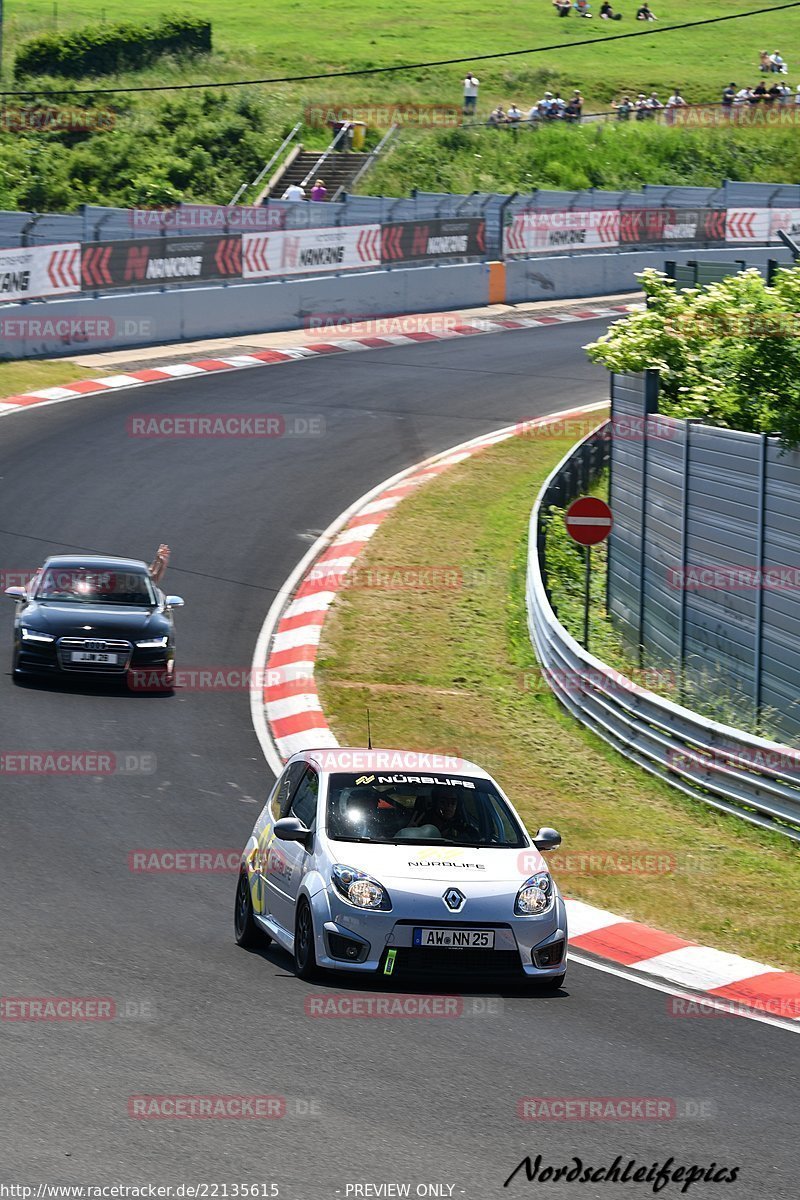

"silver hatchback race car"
[235,748,568,989]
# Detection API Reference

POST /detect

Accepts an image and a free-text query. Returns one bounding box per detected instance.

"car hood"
[323,840,547,884]
[20,602,166,638]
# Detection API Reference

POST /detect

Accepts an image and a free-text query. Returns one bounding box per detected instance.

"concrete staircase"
[263,150,368,201]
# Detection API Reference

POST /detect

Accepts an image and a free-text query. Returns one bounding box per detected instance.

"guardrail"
[527,422,800,842]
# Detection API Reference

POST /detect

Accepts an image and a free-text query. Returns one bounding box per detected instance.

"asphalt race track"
[0,321,796,1198]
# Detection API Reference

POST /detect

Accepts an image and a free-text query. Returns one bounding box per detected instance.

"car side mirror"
[533,827,561,852]
[274,816,311,845]
[165,596,185,608]
[4,587,26,601]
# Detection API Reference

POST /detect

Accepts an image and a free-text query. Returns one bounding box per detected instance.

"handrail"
[331,124,399,202]
[527,423,800,842]
[299,122,352,190]
[228,122,302,207]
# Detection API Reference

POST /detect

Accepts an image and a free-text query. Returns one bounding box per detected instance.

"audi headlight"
[332,864,392,910]
[515,872,554,915]
[136,636,169,649]
[21,627,54,643]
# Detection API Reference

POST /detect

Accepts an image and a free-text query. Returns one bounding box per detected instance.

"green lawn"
[0,360,107,399]
[5,1,799,108]
[316,416,800,973]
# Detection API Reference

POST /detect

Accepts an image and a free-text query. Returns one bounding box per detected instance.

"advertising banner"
[380,218,485,263]
[80,236,242,290]
[242,225,381,278]
[725,209,771,243]
[0,243,81,302]
[619,208,726,245]
[504,209,620,255]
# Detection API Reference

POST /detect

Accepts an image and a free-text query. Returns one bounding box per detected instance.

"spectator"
[733,86,752,106]
[770,51,787,74]
[600,1,614,16]
[571,89,584,117]
[722,82,737,108]
[751,81,768,104]
[281,182,306,200]
[574,0,593,15]
[613,95,633,120]
[636,2,657,19]
[310,179,327,202]
[552,92,567,114]
[506,103,523,124]
[665,89,686,124]
[634,93,650,120]
[759,51,773,72]
[553,0,572,13]
[488,104,507,126]
[796,84,800,105]
[767,82,782,105]
[779,82,793,106]
[648,91,664,118]
[564,97,582,122]
[539,90,556,114]
[463,72,480,115]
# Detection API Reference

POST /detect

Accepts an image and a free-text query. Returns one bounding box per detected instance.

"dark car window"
[289,768,319,829]
[35,567,156,607]
[270,762,307,821]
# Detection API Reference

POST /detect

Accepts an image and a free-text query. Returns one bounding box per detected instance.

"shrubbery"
[585,267,800,448]
[14,15,211,79]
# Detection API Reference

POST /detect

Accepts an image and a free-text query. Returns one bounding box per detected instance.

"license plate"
[70,651,121,664]
[413,928,495,949]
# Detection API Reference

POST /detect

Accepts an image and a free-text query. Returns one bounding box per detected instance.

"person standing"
[463,72,480,116]
[310,179,327,202]
[281,182,306,200]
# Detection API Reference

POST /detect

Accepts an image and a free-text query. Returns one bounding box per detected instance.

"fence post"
[753,432,769,730]
[677,419,700,701]
[636,369,660,668]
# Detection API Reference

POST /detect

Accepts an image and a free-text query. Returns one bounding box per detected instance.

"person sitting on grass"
[574,0,593,16]
[759,51,773,72]
[553,0,572,13]
[636,2,657,19]
[770,51,787,74]
[600,1,622,17]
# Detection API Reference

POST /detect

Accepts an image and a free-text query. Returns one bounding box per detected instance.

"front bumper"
[14,635,172,679]
[309,886,568,979]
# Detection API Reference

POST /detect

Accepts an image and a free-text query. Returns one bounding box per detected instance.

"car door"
[265,766,319,935]
[257,760,306,925]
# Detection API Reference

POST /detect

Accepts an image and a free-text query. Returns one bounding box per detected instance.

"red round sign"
[564,497,613,546]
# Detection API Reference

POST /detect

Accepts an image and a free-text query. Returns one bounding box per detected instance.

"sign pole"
[583,546,591,651]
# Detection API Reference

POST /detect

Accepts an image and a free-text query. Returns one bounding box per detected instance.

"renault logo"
[443,888,465,912]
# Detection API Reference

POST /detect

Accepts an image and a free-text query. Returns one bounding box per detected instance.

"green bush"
[585,267,800,449]
[14,15,211,79]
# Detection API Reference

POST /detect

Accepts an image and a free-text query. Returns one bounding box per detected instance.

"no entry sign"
[565,497,613,546]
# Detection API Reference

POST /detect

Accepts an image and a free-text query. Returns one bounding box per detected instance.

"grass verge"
[316,413,800,972]
[0,360,109,400]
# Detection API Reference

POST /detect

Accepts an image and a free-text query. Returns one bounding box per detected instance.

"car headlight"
[515,872,554,915]
[136,636,169,649]
[332,864,392,910]
[20,627,54,643]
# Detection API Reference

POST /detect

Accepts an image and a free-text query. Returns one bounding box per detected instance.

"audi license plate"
[70,651,121,664]
[413,928,495,949]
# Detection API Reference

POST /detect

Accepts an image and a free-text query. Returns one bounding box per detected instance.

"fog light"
[534,939,565,968]
[327,931,367,961]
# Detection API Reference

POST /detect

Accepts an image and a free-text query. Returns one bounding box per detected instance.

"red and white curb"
[0,303,636,420]
[249,406,800,1030]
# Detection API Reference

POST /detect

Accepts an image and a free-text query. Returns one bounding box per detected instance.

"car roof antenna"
[367,707,372,750]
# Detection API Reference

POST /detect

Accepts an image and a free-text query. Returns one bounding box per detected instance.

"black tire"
[294,898,319,981]
[234,868,270,948]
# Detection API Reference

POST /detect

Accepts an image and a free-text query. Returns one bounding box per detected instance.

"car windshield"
[326,772,526,847]
[34,567,156,607]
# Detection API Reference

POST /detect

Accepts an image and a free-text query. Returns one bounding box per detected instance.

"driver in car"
[417,785,481,842]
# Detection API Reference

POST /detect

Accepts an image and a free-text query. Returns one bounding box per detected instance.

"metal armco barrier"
[527,423,800,842]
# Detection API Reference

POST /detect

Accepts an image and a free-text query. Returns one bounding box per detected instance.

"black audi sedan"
[5,555,184,686]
